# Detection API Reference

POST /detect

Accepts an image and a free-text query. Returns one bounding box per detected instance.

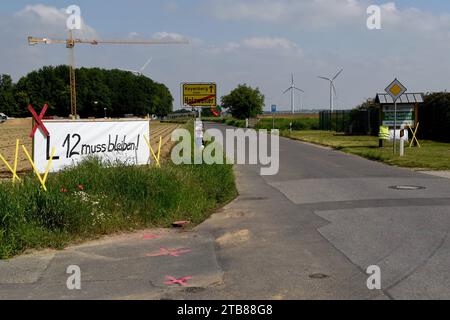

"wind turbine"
[121,57,153,76]
[283,74,304,114]
[318,69,343,112]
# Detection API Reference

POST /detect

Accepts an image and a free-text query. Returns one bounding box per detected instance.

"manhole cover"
[309,273,330,279]
[389,185,426,190]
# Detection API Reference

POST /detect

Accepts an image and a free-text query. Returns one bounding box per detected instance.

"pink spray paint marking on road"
[164,276,193,286]
[146,248,192,257]
[143,234,161,240]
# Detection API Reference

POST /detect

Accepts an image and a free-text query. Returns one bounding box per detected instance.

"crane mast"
[67,31,77,118]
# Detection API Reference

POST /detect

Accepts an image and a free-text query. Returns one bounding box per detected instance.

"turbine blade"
[140,57,153,73]
[283,88,291,95]
[332,83,338,97]
[294,87,304,93]
[318,76,330,81]
[332,69,344,81]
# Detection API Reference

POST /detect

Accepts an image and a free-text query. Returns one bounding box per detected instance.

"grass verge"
[0,153,236,259]
[284,130,450,170]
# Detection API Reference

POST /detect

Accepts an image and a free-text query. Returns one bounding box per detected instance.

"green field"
[284,130,450,171]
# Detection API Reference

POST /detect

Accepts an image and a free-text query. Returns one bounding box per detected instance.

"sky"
[0,0,449,112]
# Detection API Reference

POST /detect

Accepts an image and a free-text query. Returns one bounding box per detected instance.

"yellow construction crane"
[28,31,189,118]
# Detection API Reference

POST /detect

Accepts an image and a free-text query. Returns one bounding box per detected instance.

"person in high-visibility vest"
[379,126,390,140]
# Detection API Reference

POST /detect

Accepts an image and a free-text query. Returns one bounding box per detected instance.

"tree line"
[0,66,174,118]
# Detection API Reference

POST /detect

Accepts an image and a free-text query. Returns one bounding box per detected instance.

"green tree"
[221,84,264,119]
[12,66,174,118]
[0,75,18,116]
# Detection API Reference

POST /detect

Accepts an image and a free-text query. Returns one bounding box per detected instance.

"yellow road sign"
[385,79,407,101]
[182,83,217,107]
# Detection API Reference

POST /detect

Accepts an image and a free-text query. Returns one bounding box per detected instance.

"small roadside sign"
[182,83,217,107]
[271,105,277,113]
[385,78,407,102]
[385,78,407,155]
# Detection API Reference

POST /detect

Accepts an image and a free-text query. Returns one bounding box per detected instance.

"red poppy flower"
[78,184,85,191]
[60,187,68,193]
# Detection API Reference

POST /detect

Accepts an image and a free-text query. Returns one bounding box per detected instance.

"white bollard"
[400,138,404,157]
[399,126,406,157]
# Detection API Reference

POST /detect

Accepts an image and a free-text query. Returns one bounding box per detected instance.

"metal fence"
[319,109,380,135]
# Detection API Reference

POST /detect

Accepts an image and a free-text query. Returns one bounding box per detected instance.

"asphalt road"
[1,123,450,300]
[175,123,450,300]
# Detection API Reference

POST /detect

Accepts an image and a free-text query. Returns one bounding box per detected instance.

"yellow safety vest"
[379,126,390,140]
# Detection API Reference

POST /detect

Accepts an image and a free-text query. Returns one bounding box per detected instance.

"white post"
[400,137,405,157]
[399,125,405,157]
[393,100,397,155]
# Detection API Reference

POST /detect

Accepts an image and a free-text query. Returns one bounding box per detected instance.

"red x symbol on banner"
[146,248,192,257]
[29,104,49,138]
[164,276,193,286]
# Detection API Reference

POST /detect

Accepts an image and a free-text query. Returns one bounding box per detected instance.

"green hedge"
[255,118,319,131]
[419,93,450,142]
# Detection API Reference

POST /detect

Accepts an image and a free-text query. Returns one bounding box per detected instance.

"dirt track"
[0,119,180,178]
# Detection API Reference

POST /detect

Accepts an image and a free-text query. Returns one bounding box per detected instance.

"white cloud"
[128,32,139,38]
[380,3,450,35]
[15,4,98,38]
[153,32,187,41]
[210,0,450,35]
[153,31,204,46]
[242,37,299,50]
[207,37,302,57]
[15,4,67,23]
[210,0,365,28]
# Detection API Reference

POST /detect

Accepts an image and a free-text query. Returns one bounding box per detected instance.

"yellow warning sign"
[182,83,217,107]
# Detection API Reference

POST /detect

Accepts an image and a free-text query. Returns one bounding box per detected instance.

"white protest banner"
[33,120,150,173]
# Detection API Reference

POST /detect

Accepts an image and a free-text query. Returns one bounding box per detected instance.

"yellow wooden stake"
[0,153,21,182]
[0,139,21,182]
[144,135,162,168]
[43,147,56,185]
[13,139,20,183]
[22,145,55,192]
[408,123,421,148]
[157,136,162,165]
